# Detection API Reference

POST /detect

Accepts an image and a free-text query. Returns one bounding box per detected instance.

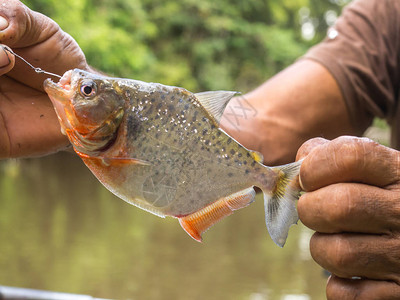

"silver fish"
[44,69,302,247]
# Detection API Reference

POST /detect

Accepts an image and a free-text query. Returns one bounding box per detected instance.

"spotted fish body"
[44,69,302,247]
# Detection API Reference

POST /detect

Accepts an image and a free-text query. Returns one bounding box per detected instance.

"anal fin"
[178,187,255,242]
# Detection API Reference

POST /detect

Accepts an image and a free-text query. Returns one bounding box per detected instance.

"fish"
[43,69,302,247]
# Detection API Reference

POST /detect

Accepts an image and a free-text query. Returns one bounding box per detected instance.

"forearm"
[221,59,358,165]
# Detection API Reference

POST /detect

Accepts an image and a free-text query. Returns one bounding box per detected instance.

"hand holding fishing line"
[3,47,62,79]
[296,136,400,299]
[0,0,93,158]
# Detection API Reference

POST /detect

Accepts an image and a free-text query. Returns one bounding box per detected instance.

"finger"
[296,137,329,161]
[0,0,64,49]
[0,76,69,158]
[0,15,8,31]
[310,232,400,283]
[0,0,87,90]
[298,183,400,234]
[327,276,400,300]
[300,136,400,191]
[0,44,15,74]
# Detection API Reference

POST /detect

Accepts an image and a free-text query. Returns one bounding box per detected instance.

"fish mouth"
[43,70,75,135]
[43,70,73,102]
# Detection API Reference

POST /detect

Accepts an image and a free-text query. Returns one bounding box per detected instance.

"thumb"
[296,137,329,190]
[296,137,329,161]
[0,45,15,75]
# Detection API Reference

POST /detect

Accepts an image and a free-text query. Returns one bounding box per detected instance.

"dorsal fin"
[194,91,238,125]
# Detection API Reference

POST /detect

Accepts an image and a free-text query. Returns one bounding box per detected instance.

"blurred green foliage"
[22,0,348,92]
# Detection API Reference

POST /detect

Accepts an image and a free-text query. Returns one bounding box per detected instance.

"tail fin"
[263,160,303,247]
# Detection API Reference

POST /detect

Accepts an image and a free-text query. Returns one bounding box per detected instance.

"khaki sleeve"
[303,0,400,136]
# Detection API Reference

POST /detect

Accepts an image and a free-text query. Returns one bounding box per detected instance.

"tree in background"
[23,0,349,92]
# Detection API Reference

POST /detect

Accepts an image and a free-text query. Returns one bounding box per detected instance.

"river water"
[0,152,326,299]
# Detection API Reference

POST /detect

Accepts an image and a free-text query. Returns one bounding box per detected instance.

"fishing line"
[3,47,62,79]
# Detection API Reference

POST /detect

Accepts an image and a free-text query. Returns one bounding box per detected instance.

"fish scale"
[44,69,302,247]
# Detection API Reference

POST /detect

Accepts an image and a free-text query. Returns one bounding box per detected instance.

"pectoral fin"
[178,187,255,242]
[75,150,150,167]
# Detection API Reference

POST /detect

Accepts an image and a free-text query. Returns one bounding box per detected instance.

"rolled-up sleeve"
[303,0,400,144]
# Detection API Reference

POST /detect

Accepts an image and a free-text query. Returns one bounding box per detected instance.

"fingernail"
[299,175,305,191]
[0,46,11,67]
[0,16,8,31]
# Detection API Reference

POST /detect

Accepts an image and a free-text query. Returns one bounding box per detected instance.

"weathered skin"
[44,69,301,246]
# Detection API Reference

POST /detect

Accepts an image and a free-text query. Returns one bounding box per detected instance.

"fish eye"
[80,81,97,98]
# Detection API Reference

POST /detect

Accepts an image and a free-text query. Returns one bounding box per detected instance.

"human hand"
[0,0,92,158]
[296,136,400,299]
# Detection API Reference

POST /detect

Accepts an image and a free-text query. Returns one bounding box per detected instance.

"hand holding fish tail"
[0,0,95,158]
[296,136,400,299]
